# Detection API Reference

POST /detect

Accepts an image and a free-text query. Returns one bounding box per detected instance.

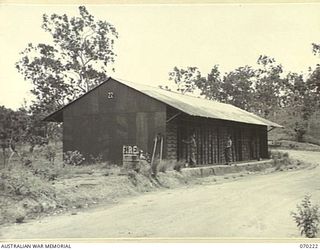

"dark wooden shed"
[44,77,282,165]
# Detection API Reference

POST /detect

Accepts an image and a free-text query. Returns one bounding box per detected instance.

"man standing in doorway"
[225,135,233,165]
[182,130,197,167]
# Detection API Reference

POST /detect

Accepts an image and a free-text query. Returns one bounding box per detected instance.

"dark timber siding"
[166,107,268,164]
[63,79,166,163]
[166,108,179,160]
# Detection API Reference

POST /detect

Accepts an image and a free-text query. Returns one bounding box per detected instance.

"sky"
[0,3,320,110]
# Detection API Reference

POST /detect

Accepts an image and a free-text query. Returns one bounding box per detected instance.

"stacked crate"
[166,121,178,160]
[241,128,250,160]
[218,127,227,163]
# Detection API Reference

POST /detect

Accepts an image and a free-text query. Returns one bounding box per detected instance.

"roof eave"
[43,110,63,122]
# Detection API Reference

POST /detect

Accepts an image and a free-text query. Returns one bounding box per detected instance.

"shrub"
[43,145,56,165]
[152,160,185,176]
[19,151,33,168]
[127,170,138,186]
[0,165,59,224]
[291,195,320,238]
[289,143,296,149]
[0,167,56,199]
[156,160,176,173]
[173,161,185,172]
[15,214,25,224]
[271,151,291,168]
[89,153,103,164]
[63,150,85,166]
[21,158,32,168]
[137,160,152,177]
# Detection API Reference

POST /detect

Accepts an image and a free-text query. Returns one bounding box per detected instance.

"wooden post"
[196,128,199,165]
[201,126,204,165]
[208,127,211,164]
[2,147,5,168]
[206,127,209,164]
[159,135,163,162]
[151,136,158,167]
[203,126,207,165]
[210,128,213,164]
[217,127,220,164]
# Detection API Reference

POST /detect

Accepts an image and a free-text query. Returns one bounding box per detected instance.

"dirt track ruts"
[1,150,319,239]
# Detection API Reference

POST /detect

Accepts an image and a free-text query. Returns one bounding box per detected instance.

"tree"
[310,42,320,95]
[168,65,224,102]
[222,66,255,111]
[0,106,29,166]
[15,6,118,147]
[168,58,286,116]
[280,73,309,141]
[0,106,29,141]
[0,105,51,155]
[308,66,320,95]
[168,51,320,143]
[196,65,224,101]
[312,43,320,56]
[16,6,118,116]
[253,55,285,118]
[168,66,202,94]
[308,43,320,96]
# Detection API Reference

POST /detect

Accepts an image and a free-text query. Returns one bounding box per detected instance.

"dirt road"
[1,150,319,239]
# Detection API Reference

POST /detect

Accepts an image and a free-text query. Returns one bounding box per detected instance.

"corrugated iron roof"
[44,77,283,128]
[115,78,283,128]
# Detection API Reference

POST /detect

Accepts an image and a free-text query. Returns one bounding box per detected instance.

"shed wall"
[63,79,166,163]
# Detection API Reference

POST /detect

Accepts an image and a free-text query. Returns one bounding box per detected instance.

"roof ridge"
[112,76,225,104]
